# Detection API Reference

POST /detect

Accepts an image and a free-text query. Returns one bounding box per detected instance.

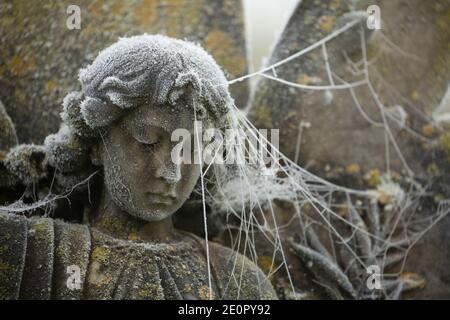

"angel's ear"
[168,72,202,106]
[90,143,102,167]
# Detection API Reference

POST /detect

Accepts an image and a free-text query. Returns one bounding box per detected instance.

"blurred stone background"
[0,0,250,144]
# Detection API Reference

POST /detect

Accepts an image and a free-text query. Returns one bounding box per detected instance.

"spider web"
[197,14,450,300]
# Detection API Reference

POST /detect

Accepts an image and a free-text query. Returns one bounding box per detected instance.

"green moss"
[0,261,11,271]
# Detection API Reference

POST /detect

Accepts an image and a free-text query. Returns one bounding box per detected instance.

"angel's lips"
[146,193,174,205]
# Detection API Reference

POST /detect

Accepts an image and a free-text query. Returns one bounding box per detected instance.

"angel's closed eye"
[129,125,163,151]
[140,140,159,152]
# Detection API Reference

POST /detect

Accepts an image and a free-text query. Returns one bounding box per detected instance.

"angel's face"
[99,104,200,222]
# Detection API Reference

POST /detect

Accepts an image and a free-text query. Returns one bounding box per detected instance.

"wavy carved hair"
[41,34,233,186]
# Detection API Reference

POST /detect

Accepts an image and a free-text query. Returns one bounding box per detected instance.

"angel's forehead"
[121,104,196,135]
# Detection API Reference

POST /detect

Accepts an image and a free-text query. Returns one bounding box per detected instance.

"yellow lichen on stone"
[434,194,445,202]
[204,30,246,76]
[55,242,67,259]
[8,55,37,76]
[111,1,125,15]
[377,191,392,205]
[45,80,58,95]
[440,132,450,160]
[345,163,361,175]
[318,15,336,32]
[198,285,214,300]
[338,205,348,217]
[92,246,110,263]
[183,283,193,293]
[411,90,419,101]
[127,229,139,241]
[297,74,311,85]
[88,260,113,288]
[297,73,321,85]
[421,123,435,137]
[400,272,426,290]
[365,169,381,187]
[257,255,273,274]
[30,220,50,241]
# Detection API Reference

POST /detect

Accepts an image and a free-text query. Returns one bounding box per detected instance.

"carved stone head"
[45,35,233,222]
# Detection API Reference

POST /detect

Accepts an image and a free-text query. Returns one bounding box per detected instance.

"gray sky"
[243,0,299,71]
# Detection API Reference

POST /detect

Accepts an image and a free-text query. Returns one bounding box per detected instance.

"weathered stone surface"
[0,211,277,299]
[0,100,17,158]
[0,0,248,144]
[249,0,450,298]
[250,0,449,178]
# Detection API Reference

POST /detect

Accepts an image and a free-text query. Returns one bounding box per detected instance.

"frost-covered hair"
[5,35,233,187]
[50,35,231,174]
[67,34,231,135]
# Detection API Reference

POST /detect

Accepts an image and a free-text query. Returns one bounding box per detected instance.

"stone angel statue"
[0,35,277,300]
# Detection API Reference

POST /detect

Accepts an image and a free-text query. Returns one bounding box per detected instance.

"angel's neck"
[89,186,178,243]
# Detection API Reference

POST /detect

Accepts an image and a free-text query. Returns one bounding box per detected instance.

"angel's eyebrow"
[125,123,167,143]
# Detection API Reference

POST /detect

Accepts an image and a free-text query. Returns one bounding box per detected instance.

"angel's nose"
[154,160,181,185]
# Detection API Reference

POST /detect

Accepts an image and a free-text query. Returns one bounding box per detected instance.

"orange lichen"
[8,55,37,76]
[133,0,158,27]
[163,0,201,38]
[204,30,246,77]
[88,0,103,18]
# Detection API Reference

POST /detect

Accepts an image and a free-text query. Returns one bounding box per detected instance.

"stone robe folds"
[0,212,277,300]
